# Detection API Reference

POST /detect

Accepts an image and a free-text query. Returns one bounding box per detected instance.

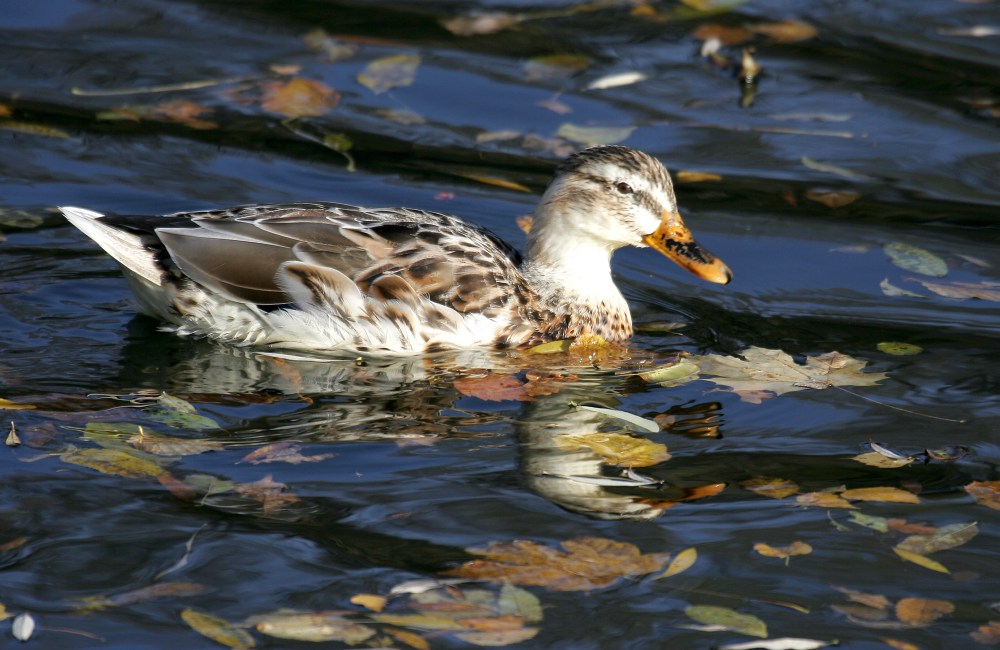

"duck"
[60,145,731,354]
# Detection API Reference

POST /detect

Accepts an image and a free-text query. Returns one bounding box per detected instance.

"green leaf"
[151,393,219,430]
[684,605,767,638]
[883,242,947,277]
[876,341,923,356]
[498,581,543,623]
[181,609,255,649]
[847,511,889,532]
[638,360,699,385]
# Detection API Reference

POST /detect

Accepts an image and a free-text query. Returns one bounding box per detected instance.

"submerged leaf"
[556,123,635,145]
[880,278,925,298]
[883,242,947,277]
[914,279,1000,301]
[684,605,767,638]
[62,448,169,480]
[894,521,978,555]
[556,432,670,467]
[895,598,953,627]
[749,20,818,43]
[796,492,856,509]
[240,442,333,465]
[965,480,1000,510]
[524,54,590,81]
[498,582,542,623]
[181,609,255,649]
[358,54,420,94]
[741,476,800,499]
[152,393,220,430]
[442,12,521,36]
[261,78,339,117]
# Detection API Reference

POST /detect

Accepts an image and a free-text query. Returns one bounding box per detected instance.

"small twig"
[831,386,966,423]
[71,75,259,97]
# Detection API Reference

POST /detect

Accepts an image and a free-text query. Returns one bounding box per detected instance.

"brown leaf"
[181,609,255,649]
[0,104,11,118]
[749,20,818,43]
[835,587,891,611]
[445,537,669,591]
[235,475,301,514]
[971,621,1000,645]
[895,522,978,555]
[894,597,954,627]
[916,279,1000,301]
[965,480,1000,510]
[796,491,856,509]
[128,429,223,456]
[261,78,339,117]
[880,638,920,650]
[455,373,529,402]
[753,541,812,561]
[691,24,753,45]
[741,476,800,499]
[805,189,861,208]
[887,519,937,535]
[149,100,217,129]
[455,172,532,193]
[357,54,420,94]
[515,215,534,234]
[840,486,920,504]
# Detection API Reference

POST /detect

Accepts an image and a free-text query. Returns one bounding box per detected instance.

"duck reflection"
[116,333,725,521]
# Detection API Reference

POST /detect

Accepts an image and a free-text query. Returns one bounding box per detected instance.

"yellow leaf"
[880,638,921,650]
[527,339,572,354]
[915,279,1000,301]
[261,78,339,117]
[796,491,856,509]
[357,54,420,94]
[515,215,533,234]
[840,486,920,504]
[455,172,532,193]
[876,341,923,356]
[895,597,954,627]
[62,448,169,480]
[805,189,861,208]
[385,627,431,650]
[0,121,70,138]
[892,548,950,574]
[350,593,387,612]
[556,432,670,467]
[675,170,722,183]
[181,609,255,649]
[740,476,800,499]
[455,627,540,646]
[0,398,35,410]
[657,547,697,579]
[753,541,812,562]
[498,582,542,623]
[638,360,700,385]
[851,451,914,469]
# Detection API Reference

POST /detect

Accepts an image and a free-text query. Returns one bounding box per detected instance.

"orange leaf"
[691,24,753,45]
[150,100,217,130]
[261,78,339,117]
[515,215,534,234]
[385,627,431,650]
[753,541,812,560]
[971,621,1000,645]
[894,597,954,627]
[741,476,799,499]
[350,593,387,612]
[887,519,937,535]
[454,373,529,402]
[965,480,1000,510]
[835,586,890,611]
[840,486,920,504]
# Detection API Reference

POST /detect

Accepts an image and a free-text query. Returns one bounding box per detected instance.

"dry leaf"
[350,594,387,612]
[0,397,35,410]
[971,621,1000,645]
[358,54,420,94]
[441,12,521,36]
[749,20,818,43]
[445,537,669,591]
[675,170,723,183]
[455,173,532,193]
[914,279,1000,301]
[796,492,856,509]
[965,480,1000,510]
[261,78,339,117]
[835,587,891,611]
[741,476,800,499]
[149,100,217,129]
[895,521,978,555]
[234,475,301,514]
[887,519,937,535]
[852,451,914,469]
[240,442,333,465]
[252,611,376,643]
[515,215,533,234]
[691,24,753,45]
[181,609,255,649]
[386,627,431,650]
[895,597,954,627]
[692,347,886,401]
[556,123,635,145]
[883,242,947,277]
[684,605,767,638]
[455,373,529,402]
[805,189,861,208]
[840,486,920,504]
[892,548,949,574]
[753,541,812,561]
[657,547,697,579]
[555,432,670,467]
[128,429,223,456]
[881,638,920,650]
[0,104,11,117]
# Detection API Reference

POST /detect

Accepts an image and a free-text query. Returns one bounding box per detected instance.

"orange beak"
[642,210,732,284]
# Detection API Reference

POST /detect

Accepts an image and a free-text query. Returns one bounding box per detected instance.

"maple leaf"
[691,347,886,402]
[445,537,669,591]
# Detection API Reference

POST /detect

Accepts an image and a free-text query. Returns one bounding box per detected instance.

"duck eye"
[615,181,634,194]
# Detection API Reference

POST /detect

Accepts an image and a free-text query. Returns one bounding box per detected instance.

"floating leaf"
[741,476,799,499]
[556,123,635,145]
[883,242,947,277]
[853,447,914,468]
[848,511,890,532]
[749,20,818,43]
[537,96,573,114]
[386,627,431,650]
[753,541,812,563]
[914,279,1000,301]
[684,605,767,638]
[880,278,925,298]
[181,609,255,649]
[895,521,978,555]
[524,54,590,82]
[456,172,532,193]
[455,626,540,646]
[0,397,35,410]
[498,582,542,623]
[718,638,835,650]
[575,405,659,433]
[129,428,222,456]
[805,189,861,208]
[375,107,426,124]
[835,587,891,611]
[62,447,169,480]
[303,29,359,61]
[515,215,533,234]
[455,373,530,402]
[586,72,647,90]
[78,582,207,612]
[350,594,387,612]
[692,347,886,401]
[0,121,70,138]
[240,442,334,465]
[322,132,356,172]
[971,621,1000,645]
[556,432,669,467]
[637,360,699,385]
[149,100,217,129]
[675,171,722,183]
[445,537,669,591]
[441,12,521,36]
[965,480,1000,510]
[369,613,468,630]
[895,598,953,627]
[892,548,949,574]
[234,475,301,515]
[252,611,376,643]
[5,423,20,446]
[152,393,220,430]
[877,342,923,356]
[657,547,697,579]
[691,24,753,45]
[358,54,420,94]
[261,78,339,117]
[796,492,856,509]
[527,339,572,354]
[840,487,920,504]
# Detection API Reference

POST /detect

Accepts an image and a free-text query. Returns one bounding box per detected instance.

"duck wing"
[100,202,526,319]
